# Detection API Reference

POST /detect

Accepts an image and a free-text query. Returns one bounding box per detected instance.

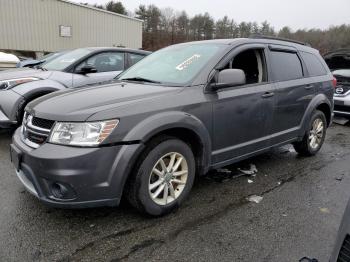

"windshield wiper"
[121,77,161,84]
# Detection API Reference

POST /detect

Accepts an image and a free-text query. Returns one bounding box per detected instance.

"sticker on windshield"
[59,59,76,63]
[176,54,201,71]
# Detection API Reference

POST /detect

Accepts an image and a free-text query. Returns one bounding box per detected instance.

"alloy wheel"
[148,152,188,205]
[309,118,324,150]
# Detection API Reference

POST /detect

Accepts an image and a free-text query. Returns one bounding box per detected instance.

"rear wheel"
[126,137,195,216]
[293,110,327,156]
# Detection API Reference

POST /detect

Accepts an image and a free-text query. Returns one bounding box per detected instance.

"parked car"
[11,37,334,216]
[0,52,20,70]
[16,51,68,68]
[330,197,350,261]
[0,47,150,128]
[324,49,350,118]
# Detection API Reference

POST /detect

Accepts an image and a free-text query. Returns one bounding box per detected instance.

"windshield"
[118,43,224,85]
[41,52,60,60]
[42,51,67,62]
[42,49,92,71]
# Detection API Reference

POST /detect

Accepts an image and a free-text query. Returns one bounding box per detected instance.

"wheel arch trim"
[299,94,332,137]
[123,111,212,173]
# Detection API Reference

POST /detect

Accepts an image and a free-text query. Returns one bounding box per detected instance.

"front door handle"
[261,92,274,98]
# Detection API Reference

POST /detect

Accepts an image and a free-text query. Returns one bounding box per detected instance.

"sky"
[73,0,350,31]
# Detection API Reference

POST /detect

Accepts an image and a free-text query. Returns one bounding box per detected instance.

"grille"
[27,131,48,145]
[335,105,350,113]
[32,117,55,130]
[337,235,350,262]
[21,114,53,148]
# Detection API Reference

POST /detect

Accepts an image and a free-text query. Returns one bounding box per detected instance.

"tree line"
[81,1,350,54]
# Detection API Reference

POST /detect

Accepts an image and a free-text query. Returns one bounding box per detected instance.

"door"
[267,46,314,144]
[212,45,275,165]
[72,51,125,87]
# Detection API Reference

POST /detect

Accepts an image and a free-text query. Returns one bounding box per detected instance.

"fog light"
[50,182,76,200]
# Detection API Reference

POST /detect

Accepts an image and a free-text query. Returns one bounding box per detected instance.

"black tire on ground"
[293,110,327,156]
[125,136,196,216]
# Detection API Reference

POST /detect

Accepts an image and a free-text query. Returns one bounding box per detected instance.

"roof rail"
[249,34,310,46]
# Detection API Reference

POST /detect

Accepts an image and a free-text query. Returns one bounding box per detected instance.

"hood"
[324,49,350,71]
[27,82,183,121]
[17,59,40,68]
[0,68,52,81]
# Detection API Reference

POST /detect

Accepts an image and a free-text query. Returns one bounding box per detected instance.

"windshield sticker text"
[176,54,201,71]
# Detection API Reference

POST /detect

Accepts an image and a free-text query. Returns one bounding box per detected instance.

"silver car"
[324,49,350,118]
[333,69,350,118]
[0,47,150,128]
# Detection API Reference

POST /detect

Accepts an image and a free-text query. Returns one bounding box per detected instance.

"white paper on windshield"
[176,54,201,71]
[59,59,76,63]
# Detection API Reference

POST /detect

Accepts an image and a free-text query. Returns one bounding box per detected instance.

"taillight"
[332,77,337,88]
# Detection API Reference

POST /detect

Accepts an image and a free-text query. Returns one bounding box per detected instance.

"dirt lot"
[0,123,350,262]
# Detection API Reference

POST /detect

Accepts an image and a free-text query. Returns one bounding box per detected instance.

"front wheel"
[293,110,327,156]
[126,137,195,216]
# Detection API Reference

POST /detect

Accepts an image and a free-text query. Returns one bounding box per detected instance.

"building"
[0,0,143,58]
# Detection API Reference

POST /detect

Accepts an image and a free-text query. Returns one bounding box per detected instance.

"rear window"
[270,51,303,81]
[301,51,327,76]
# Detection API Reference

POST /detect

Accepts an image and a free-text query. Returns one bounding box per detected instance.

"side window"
[270,51,303,81]
[301,51,327,76]
[128,53,145,68]
[76,52,124,73]
[222,49,267,85]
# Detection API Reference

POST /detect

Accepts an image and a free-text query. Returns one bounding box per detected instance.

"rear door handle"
[305,84,314,90]
[261,92,274,98]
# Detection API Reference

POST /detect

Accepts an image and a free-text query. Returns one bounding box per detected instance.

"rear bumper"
[11,128,144,208]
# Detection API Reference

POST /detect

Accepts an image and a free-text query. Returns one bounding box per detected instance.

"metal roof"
[58,0,143,23]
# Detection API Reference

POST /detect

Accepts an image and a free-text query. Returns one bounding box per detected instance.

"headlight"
[0,77,41,90]
[49,120,119,147]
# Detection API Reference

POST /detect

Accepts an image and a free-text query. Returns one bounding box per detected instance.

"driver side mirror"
[211,69,246,90]
[76,64,97,75]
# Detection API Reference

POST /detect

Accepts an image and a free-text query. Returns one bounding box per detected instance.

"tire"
[293,110,327,156]
[125,136,196,216]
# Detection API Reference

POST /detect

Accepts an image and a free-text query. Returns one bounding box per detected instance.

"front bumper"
[334,95,350,117]
[11,128,143,208]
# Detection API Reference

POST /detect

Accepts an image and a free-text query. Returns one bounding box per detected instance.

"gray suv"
[11,37,334,216]
[0,47,150,128]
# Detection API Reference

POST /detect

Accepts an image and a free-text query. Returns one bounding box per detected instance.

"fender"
[12,79,67,97]
[122,111,212,173]
[298,93,332,138]
[12,79,67,123]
